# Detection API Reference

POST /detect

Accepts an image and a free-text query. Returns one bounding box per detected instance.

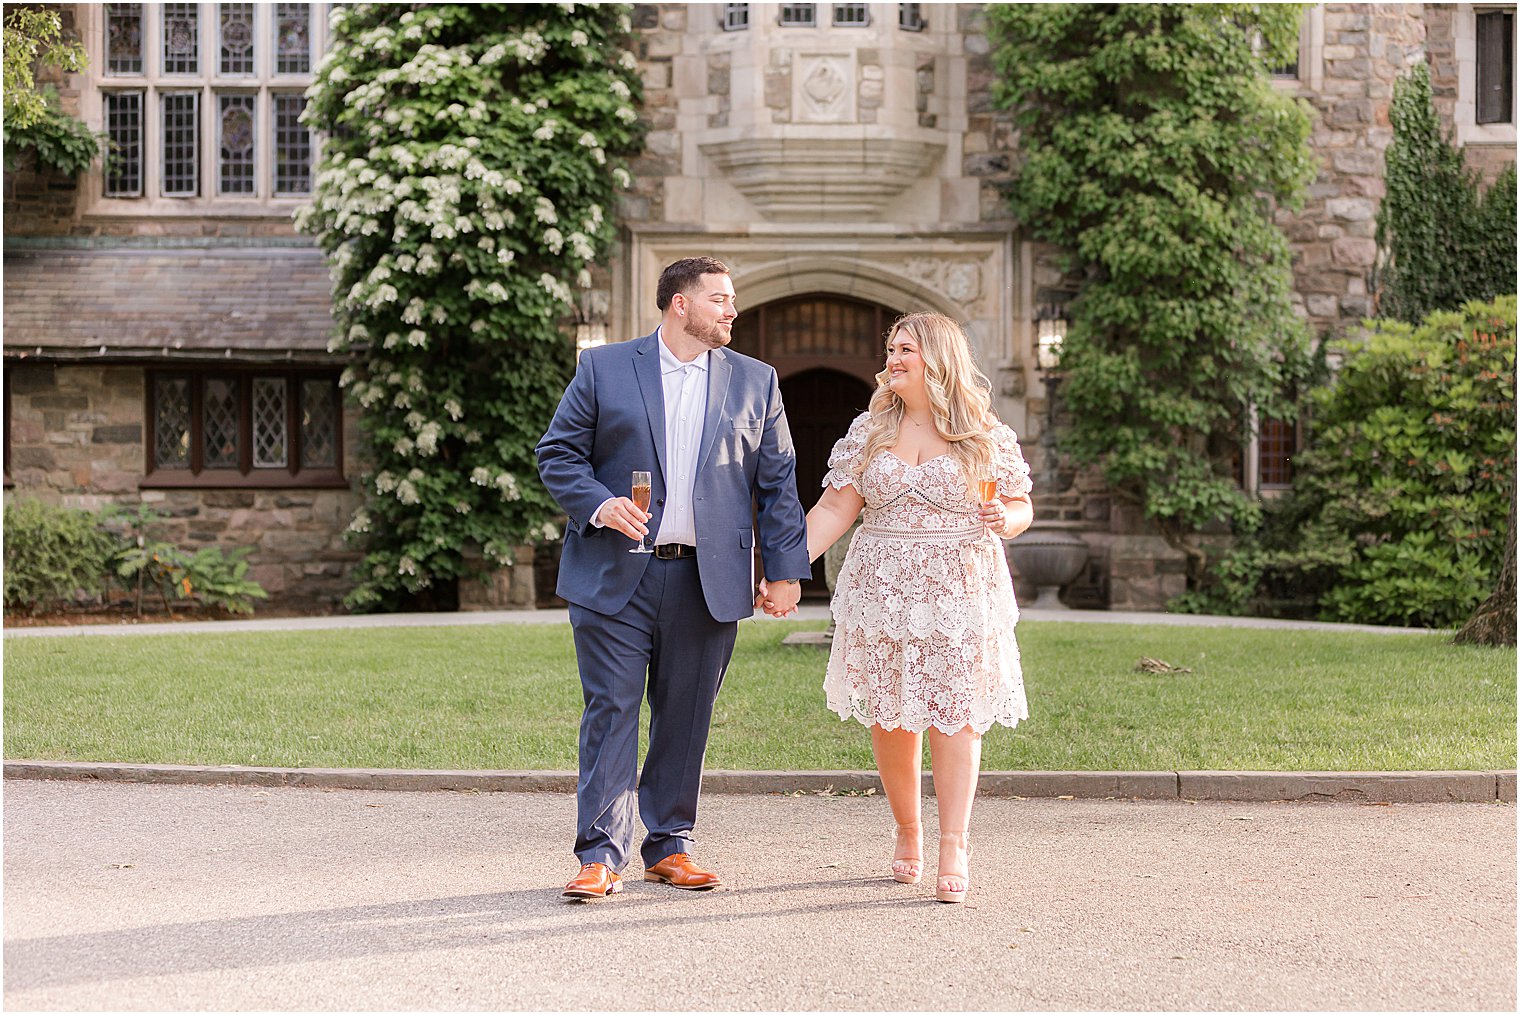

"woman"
[804,312,1033,904]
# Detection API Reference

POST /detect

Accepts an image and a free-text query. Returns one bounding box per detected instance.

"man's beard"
[684,316,731,349]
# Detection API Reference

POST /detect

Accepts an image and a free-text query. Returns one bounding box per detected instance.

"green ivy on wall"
[988,3,1317,584]
[298,3,644,611]
[1374,61,1519,325]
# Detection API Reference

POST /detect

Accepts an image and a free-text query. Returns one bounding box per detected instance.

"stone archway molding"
[732,256,962,326]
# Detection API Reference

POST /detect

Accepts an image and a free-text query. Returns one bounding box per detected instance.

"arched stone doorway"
[730,292,901,592]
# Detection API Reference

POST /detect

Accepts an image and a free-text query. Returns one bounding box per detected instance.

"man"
[537,257,810,900]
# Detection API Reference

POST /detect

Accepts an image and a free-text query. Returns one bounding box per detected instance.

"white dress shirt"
[652,335,708,546]
[592,329,709,546]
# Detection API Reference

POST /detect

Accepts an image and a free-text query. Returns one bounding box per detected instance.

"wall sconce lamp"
[1034,302,1068,373]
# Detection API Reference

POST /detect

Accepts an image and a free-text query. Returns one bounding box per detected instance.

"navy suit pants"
[567,555,738,871]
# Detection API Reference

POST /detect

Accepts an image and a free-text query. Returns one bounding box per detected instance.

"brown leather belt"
[653,543,697,559]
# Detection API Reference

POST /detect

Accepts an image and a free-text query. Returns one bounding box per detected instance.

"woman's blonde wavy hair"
[857,312,998,493]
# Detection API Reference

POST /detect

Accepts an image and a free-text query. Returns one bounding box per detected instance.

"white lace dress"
[823,412,1032,735]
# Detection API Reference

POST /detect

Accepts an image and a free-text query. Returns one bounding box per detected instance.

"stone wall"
[1276,5,1427,336]
[5,361,365,611]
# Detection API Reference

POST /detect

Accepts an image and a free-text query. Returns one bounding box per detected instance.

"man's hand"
[596,498,650,541]
[758,577,801,617]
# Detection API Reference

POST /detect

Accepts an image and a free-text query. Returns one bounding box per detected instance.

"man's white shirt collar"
[656,327,710,376]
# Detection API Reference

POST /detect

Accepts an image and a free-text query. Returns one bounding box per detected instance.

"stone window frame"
[779,4,817,28]
[898,4,927,33]
[1456,3,1519,145]
[79,3,328,218]
[720,4,750,32]
[1269,4,1325,94]
[831,4,870,27]
[142,366,346,489]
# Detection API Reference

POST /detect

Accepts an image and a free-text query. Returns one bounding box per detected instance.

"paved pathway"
[3,779,1513,1011]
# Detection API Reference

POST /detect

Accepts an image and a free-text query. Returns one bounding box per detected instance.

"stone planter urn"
[1005,527,1089,609]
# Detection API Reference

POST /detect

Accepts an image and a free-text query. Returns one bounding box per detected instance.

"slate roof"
[2,245,338,361]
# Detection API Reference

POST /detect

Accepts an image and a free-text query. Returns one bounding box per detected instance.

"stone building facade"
[4,3,1515,613]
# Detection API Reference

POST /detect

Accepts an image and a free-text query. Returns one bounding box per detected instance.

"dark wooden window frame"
[1257,416,1298,489]
[1476,8,1516,125]
[143,366,345,489]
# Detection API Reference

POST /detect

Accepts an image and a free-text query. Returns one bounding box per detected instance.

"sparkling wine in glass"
[629,470,653,554]
[977,476,999,504]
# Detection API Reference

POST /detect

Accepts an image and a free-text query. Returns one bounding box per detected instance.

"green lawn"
[3,620,1514,771]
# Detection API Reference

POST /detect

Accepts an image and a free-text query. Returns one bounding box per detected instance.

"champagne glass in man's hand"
[629,471,654,553]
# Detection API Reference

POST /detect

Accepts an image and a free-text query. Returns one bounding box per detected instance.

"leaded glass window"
[154,377,192,470]
[203,378,241,468]
[162,3,200,75]
[1258,418,1297,488]
[275,4,312,74]
[161,92,200,196]
[106,4,144,74]
[273,92,312,195]
[779,4,816,27]
[218,94,256,194]
[833,3,869,27]
[219,3,256,76]
[253,378,289,468]
[721,4,749,31]
[95,5,328,207]
[105,92,144,197]
[300,379,338,468]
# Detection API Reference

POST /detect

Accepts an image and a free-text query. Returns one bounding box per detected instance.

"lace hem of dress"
[824,697,1028,736]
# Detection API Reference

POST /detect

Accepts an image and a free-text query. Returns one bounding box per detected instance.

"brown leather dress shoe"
[562,862,623,900]
[643,853,722,890]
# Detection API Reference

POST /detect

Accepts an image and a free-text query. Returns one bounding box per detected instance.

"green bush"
[177,546,268,615]
[2,499,117,612]
[298,4,645,611]
[1180,296,1516,627]
[104,503,268,615]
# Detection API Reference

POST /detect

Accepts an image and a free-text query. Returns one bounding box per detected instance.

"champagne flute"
[977,474,1000,534]
[629,470,653,553]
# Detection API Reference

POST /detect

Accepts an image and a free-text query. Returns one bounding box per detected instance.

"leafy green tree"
[988,4,1317,583]
[1375,62,1519,324]
[2,5,102,174]
[299,3,643,611]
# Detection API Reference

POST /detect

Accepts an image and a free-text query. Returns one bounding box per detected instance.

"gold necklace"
[903,412,932,429]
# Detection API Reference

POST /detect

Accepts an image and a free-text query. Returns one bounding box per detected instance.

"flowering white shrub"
[300,2,643,609]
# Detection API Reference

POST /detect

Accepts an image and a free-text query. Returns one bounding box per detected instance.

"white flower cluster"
[347,508,372,534]
[538,273,574,306]
[466,278,512,304]
[470,468,523,502]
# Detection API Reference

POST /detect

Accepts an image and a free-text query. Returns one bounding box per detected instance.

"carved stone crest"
[795,54,854,123]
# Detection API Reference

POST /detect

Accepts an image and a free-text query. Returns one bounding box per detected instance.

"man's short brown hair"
[656,257,730,311]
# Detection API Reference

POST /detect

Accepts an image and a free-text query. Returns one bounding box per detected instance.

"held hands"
[597,498,651,541]
[754,577,801,618]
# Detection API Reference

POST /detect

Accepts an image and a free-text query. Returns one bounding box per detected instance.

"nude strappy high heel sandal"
[891,822,923,885]
[936,831,971,903]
